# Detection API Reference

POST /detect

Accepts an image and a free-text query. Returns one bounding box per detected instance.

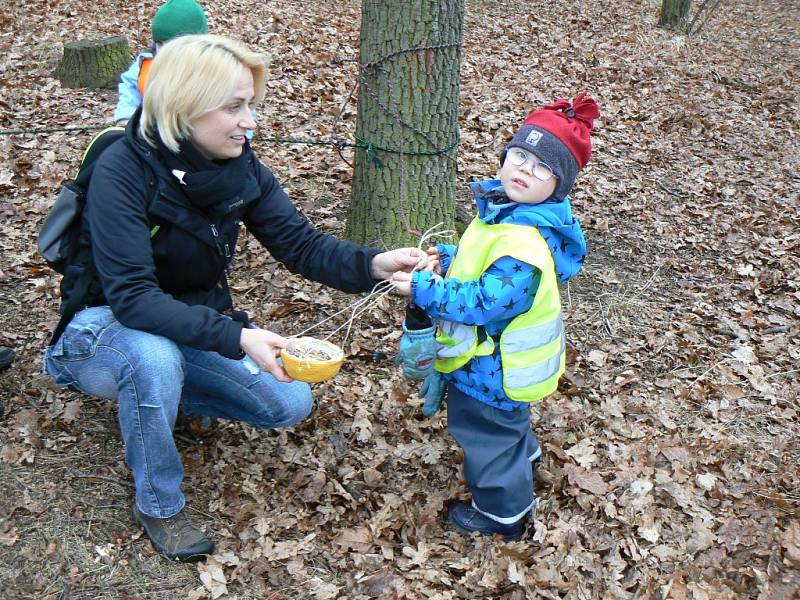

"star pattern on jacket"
[499,275,515,288]
[411,186,588,411]
[418,180,587,411]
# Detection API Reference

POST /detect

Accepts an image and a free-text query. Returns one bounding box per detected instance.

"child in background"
[392,93,599,540]
[114,0,208,126]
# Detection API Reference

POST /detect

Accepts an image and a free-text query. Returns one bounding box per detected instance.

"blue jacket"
[61,109,381,359]
[411,179,586,410]
[113,52,151,123]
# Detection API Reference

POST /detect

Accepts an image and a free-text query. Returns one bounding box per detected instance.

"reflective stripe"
[436,321,476,358]
[502,312,563,353]
[505,336,565,389]
[471,497,536,524]
[432,217,566,400]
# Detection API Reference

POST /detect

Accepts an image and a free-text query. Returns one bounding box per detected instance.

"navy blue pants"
[447,384,539,523]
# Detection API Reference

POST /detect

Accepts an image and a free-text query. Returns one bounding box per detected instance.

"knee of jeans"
[253,383,313,429]
[286,386,314,425]
[122,334,185,393]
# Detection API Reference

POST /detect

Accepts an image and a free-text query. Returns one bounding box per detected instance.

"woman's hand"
[371,247,426,280]
[239,328,293,382]
[391,271,413,296]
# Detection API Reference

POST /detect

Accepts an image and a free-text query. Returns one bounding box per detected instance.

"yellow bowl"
[280,337,344,383]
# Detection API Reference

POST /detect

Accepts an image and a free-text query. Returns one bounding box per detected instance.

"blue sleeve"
[436,243,456,274]
[113,57,143,122]
[411,255,538,325]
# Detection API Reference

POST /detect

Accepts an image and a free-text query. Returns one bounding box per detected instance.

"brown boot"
[132,504,214,562]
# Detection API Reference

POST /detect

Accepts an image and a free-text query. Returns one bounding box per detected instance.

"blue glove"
[420,371,446,417]
[398,322,436,380]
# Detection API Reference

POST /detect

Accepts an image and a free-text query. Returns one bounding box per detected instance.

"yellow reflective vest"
[434,217,565,402]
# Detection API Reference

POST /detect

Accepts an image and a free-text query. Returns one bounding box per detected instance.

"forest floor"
[0,0,798,598]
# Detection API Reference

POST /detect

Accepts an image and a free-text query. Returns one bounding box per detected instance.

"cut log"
[54,36,130,89]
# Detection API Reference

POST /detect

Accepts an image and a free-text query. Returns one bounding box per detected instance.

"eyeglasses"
[506,148,554,181]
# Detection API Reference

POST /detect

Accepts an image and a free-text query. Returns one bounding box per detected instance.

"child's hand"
[413,246,440,274]
[424,246,441,274]
[391,271,412,296]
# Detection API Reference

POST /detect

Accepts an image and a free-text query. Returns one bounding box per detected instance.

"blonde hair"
[140,34,267,153]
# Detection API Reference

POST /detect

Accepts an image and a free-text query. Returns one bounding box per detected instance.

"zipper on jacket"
[210,224,232,278]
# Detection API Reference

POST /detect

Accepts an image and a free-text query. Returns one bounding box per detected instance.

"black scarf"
[156,134,261,214]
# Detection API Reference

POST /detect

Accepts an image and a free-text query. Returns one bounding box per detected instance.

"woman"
[44,35,422,562]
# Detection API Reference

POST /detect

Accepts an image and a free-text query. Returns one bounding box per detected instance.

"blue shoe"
[447,501,527,541]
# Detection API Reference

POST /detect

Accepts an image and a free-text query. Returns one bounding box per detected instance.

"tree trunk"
[658,0,692,29]
[345,0,464,248]
[54,36,130,89]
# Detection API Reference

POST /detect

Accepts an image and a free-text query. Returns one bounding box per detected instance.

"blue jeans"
[43,306,313,519]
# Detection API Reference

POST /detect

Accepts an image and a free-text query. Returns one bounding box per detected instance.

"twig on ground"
[68,469,133,489]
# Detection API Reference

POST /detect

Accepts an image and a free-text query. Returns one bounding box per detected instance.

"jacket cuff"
[220,319,246,359]
[436,243,454,274]
[411,270,427,304]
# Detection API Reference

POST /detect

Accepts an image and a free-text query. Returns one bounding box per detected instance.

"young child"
[113,0,208,126]
[392,93,599,540]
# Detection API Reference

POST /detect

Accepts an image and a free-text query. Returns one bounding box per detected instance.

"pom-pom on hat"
[151,0,208,44]
[502,92,600,201]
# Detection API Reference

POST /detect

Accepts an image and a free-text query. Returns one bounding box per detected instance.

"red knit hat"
[503,92,600,200]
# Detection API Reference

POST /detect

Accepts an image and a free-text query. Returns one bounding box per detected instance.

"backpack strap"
[75,126,126,187]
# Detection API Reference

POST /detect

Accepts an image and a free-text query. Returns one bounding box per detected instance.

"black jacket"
[60,112,380,358]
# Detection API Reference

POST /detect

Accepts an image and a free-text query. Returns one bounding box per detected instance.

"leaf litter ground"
[0,0,798,598]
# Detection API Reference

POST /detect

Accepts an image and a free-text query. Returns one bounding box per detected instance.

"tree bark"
[345,0,464,248]
[658,0,692,29]
[54,36,130,89]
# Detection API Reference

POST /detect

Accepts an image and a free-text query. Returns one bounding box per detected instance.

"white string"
[331,280,396,347]
[416,222,455,252]
[292,280,395,340]
[290,222,455,346]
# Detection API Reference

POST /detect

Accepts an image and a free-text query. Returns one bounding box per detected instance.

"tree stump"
[54,36,130,89]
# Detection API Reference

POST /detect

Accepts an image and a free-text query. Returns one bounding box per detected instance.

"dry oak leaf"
[782,521,800,568]
[564,438,598,468]
[587,349,607,368]
[310,580,339,600]
[0,526,19,547]
[197,556,229,599]
[332,525,373,554]
[61,399,83,424]
[563,463,609,495]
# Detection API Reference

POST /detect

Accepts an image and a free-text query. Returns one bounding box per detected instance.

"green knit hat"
[151,0,208,44]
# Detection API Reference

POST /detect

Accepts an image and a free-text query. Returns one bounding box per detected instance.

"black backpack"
[39,126,127,273]
[39,126,158,345]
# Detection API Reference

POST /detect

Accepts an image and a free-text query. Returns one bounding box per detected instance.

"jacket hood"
[469,178,586,283]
